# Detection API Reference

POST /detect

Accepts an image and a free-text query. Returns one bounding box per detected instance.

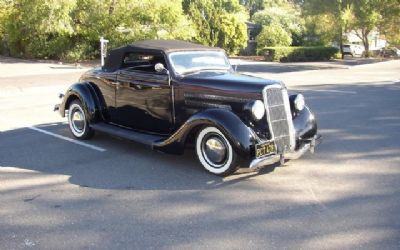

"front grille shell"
[263,85,296,153]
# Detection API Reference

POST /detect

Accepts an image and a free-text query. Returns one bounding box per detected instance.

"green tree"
[0,0,12,54]
[301,0,400,57]
[240,0,298,17]
[350,0,380,56]
[252,1,303,49]
[301,0,352,57]
[240,0,264,17]
[5,0,76,58]
[378,0,400,46]
[0,0,196,60]
[183,0,248,54]
[350,0,400,55]
[256,23,292,48]
[69,0,195,59]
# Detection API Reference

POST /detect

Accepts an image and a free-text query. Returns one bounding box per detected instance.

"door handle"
[111,82,122,89]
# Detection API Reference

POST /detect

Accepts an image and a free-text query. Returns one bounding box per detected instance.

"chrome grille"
[263,85,295,153]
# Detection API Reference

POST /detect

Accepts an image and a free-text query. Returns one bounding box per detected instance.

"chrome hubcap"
[71,108,85,132]
[202,136,227,166]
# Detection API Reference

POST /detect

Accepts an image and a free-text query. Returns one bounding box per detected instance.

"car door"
[114,64,173,134]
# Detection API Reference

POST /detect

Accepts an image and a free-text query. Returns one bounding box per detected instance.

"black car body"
[56,40,319,175]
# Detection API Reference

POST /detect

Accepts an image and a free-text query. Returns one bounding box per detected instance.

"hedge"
[260,46,339,62]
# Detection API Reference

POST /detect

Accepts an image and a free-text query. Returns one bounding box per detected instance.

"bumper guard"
[249,135,321,169]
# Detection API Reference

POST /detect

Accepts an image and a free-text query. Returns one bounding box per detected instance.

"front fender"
[154,109,255,158]
[293,105,318,140]
[59,82,102,122]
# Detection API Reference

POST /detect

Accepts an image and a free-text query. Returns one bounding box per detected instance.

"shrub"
[256,24,292,50]
[260,46,339,62]
[333,52,343,59]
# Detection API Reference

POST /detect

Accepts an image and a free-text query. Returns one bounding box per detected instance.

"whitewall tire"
[68,100,94,139]
[196,126,239,176]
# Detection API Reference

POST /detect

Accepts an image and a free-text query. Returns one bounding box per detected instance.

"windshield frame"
[167,50,232,76]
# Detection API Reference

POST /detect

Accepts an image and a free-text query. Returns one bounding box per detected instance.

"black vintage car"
[56,40,319,176]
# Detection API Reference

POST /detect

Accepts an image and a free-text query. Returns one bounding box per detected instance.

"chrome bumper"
[249,135,321,169]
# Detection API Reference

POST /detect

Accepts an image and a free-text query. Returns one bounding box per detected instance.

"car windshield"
[168,51,231,75]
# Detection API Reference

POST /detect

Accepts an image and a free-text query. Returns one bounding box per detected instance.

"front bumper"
[249,135,321,169]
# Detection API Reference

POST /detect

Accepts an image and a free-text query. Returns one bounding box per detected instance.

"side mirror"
[155,63,168,74]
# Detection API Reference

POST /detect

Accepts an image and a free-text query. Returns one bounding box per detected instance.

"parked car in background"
[381,47,400,58]
[55,40,320,176]
[343,44,365,57]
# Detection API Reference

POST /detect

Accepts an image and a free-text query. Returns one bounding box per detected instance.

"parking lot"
[1,58,399,249]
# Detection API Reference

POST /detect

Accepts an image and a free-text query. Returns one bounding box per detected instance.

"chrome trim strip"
[262,85,281,141]
[171,84,176,124]
[281,88,296,151]
[184,93,253,103]
[185,100,232,110]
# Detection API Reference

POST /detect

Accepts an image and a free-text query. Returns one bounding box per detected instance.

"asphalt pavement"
[0,58,399,249]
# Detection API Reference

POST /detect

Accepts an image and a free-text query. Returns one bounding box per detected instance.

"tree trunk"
[363,37,369,58]
[109,0,116,15]
[338,0,344,59]
[340,30,344,59]
[356,29,370,58]
[362,29,370,58]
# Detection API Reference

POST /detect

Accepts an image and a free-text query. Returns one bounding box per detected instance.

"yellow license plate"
[256,142,276,158]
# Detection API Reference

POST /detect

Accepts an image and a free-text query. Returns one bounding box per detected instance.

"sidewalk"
[0,56,93,78]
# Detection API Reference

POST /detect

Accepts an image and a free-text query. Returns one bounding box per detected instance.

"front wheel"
[195,127,239,176]
[68,100,94,139]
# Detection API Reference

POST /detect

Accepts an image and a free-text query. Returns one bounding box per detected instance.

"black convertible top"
[103,40,223,72]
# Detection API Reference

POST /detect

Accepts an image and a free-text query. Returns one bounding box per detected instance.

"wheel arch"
[59,82,104,123]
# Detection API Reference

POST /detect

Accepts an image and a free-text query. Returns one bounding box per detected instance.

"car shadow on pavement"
[1,82,399,192]
[0,122,282,191]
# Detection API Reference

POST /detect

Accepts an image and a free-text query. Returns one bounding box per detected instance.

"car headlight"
[294,94,305,111]
[250,100,265,121]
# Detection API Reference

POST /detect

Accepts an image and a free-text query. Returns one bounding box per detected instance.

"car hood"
[179,71,282,95]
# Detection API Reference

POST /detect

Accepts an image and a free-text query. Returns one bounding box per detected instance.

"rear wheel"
[68,100,94,139]
[195,127,239,176]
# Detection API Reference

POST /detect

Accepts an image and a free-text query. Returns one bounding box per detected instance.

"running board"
[90,123,166,148]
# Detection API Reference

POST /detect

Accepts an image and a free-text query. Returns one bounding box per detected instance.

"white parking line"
[0,117,106,152]
[28,126,106,152]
